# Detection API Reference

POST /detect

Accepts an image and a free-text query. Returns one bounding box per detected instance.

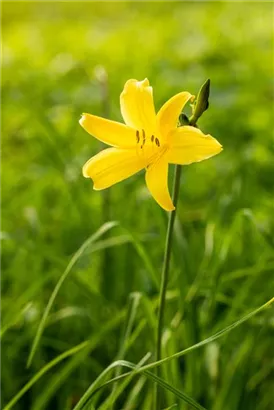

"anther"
[142,129,146,146]
[155,137,160,147]
[136,130,140,143]
[151,135,154,142]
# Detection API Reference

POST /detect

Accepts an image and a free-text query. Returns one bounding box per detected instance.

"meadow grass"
[2,2,274,409]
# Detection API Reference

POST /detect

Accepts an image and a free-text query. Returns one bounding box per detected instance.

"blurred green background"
[2,1,274,409]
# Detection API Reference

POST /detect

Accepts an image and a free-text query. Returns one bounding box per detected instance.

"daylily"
[80,79,222,211]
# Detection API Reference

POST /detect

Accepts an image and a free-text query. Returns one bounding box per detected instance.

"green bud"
[189,79,210,125]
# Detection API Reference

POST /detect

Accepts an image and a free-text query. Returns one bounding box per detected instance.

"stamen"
[155,137,160,147]
[136,130,140,144]
[151,135,154,142]
[142,129,146,146]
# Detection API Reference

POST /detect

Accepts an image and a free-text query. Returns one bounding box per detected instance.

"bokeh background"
[2,1,274,410]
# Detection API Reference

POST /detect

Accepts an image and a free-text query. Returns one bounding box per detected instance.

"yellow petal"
[83,148,144,190]
[145,155,175,211]
[79,113,136,148]
[167,126,223,165]
[157,92,194,137]
[120,79,157,133]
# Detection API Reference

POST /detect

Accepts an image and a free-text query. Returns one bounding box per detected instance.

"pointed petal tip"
[152,199,175,212]
[167,128,223,165]
[142,78,150,86]
[93,184,103,191]
[121,78,150,95]
[79,113,87,127]
[167,204,176,212]
[204,134,223,152]
[159,202,175,212]
[83,174,104,190]
[82,164,91,178]
[214,140,223,153]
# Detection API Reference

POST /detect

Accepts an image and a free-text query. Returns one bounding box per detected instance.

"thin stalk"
[155,113,197,409]
[155,164,182,409]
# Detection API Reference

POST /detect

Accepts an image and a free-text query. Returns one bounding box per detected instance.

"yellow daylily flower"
[80,79,222,211]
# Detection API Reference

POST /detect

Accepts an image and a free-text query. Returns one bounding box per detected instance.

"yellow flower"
[80,79,222,211]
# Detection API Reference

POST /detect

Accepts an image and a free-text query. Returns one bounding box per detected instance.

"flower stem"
[154,83,207,408]
[155,163,182,409]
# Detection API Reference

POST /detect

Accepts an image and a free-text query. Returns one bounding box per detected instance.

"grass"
[2,1,274,409]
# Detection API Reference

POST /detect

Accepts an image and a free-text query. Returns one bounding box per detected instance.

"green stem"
[155,164,182,409]
[155,113,197,409]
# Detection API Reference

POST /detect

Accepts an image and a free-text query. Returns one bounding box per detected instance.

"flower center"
[136,129,161,149]
[135,129,165,167]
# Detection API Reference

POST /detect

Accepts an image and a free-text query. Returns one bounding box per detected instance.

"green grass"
[1,1,274,409]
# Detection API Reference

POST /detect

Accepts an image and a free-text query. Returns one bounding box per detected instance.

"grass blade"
[73,297,274,408]
[72,358,206,410]
[3,310,125,410]
[27,221,119,367]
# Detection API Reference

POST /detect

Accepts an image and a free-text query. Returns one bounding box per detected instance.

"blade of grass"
[123,375,147,410]
[3,341,89,410]
[74,297,274,407]
[99,319,149,410]
[106,292,142,409]
[212,338,253,410]
[99,353,152,410]
[33,288,177,407]
[122,228,160,289]
[1,272,54,338]
[27,221,119,367]
[3,310,125,410]
[36,291,177,407]
[72,358,206,410]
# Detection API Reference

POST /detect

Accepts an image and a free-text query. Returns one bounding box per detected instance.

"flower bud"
[189,79,210,125]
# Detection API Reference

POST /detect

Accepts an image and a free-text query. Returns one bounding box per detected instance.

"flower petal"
[145,155,175,211]
[83,148,144,190]
[120,79,157,133]
[167,126,223,165]
[79,114,136,148]
[157,92,194,137]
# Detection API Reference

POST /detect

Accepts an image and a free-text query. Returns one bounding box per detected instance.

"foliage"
[2,2,274,409]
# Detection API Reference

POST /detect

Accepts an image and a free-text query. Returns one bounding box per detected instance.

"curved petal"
[145,155,175,211]
[157,92,194,137]
[83,148,144,190]
[79,113,136,148]
[167,126,223,165]
[120,79,157,133]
